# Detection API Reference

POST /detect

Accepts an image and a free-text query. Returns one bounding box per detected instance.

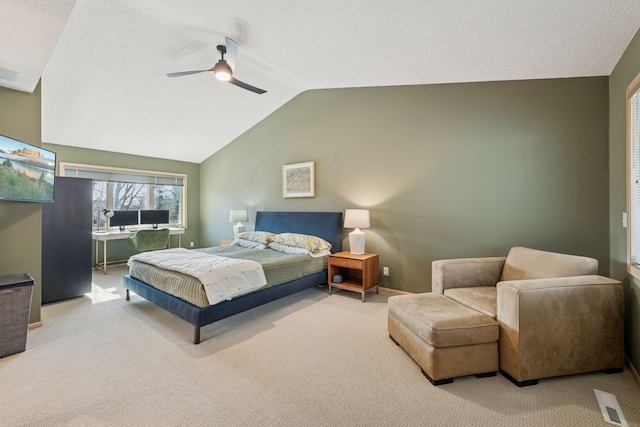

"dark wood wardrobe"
[41,176,93,304]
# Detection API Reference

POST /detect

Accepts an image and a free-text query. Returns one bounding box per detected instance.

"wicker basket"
[0,273,35,358]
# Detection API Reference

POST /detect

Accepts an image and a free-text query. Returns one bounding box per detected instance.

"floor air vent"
[594,389,628,427]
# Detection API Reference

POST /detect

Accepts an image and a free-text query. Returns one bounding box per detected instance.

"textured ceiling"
[0,0,76,93]
[3,1,640,163]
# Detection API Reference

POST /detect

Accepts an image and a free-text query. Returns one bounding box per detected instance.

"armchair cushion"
[500,246,598,281]
[432,257,505,294]
[389,293,498,348]
[445,287,497,319]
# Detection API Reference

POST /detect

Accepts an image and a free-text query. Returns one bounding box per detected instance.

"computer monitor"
[139,210,170,229]
[110,210,139,231]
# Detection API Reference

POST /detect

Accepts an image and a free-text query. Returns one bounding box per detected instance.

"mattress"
[128,246,328,307]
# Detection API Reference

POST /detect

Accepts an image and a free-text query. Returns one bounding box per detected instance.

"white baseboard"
[28,321,42,330]
[378,286,413,296]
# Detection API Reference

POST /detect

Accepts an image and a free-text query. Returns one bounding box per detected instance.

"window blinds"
[630,91,640,267]
[62,164,184,187]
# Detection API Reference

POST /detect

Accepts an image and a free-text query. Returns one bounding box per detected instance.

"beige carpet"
[2,265,640,426]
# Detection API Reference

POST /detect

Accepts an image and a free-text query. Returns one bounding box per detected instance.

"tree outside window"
[154,185,181,224]
[61,162,186,231]
[91,182,183,230]
[113,182,147,211]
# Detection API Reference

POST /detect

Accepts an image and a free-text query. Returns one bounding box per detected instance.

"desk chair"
[128,229,170,252]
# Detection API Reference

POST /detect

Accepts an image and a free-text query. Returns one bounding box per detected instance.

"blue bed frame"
[122,211,343,344]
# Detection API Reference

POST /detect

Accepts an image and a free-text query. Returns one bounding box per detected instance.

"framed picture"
[282,161,315,198]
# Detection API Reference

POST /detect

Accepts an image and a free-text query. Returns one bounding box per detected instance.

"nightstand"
[219,240,234,246]
[328,251,380,302]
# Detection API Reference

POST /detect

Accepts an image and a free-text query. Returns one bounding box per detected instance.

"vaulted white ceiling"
[2,1,640,163]
[0,0,76,92]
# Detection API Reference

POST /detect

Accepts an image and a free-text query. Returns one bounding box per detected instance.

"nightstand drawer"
[329,257,363,270]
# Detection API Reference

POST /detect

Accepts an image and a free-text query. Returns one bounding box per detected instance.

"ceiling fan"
[167,37,266,95]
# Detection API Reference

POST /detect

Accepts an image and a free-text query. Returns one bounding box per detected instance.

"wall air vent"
[0,67,18,82]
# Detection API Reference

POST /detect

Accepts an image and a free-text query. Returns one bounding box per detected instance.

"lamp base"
[233,223,245,238]
[349,229,366,255]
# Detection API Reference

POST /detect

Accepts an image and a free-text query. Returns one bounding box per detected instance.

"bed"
[122,211,343,343]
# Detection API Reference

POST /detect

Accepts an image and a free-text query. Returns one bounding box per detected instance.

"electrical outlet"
[383,267,389,276]
[190,241,194,248]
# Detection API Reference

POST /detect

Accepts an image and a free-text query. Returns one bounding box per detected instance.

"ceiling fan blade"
[167,68,212,78]
[229,77,266,94]
[225,37,238,72]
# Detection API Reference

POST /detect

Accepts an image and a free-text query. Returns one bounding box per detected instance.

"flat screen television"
[110,210,139,231]
[0,134,56,203]
[140,209,170,228]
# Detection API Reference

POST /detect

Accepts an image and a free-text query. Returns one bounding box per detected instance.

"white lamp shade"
[100,209,114,219]
[229,209,248,223]
[344,209,370,229]
[96,209,114,233]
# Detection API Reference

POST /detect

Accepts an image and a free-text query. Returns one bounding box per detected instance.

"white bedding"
[128,248,267,305]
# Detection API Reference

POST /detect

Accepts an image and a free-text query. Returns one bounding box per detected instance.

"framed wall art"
[282,161,315,198]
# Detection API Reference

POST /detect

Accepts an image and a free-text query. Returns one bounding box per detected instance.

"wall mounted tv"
[0,134,56,203]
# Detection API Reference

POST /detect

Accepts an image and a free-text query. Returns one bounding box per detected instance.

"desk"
[92,228,185,274]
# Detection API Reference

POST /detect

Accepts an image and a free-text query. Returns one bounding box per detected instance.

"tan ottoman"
[388,293,499,385]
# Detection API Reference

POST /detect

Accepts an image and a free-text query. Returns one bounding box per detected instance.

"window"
[60,162,187,231]
[627,72,640,278]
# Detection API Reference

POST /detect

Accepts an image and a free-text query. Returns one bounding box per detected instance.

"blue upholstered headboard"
[255,211,343,253]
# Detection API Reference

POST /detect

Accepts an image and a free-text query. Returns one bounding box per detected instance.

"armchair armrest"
[497,275,624,383]
[431,257,506,294]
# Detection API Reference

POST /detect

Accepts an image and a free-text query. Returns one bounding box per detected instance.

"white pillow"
[236,231,276,245]
[231,238,268,249]
[268,242,330,258]
[271,233,332,254]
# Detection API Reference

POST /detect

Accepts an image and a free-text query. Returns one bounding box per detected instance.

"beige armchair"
[432,247,624,386]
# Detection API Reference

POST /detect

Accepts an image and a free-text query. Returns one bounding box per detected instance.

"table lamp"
[344,209,370,255]
[97,209,114,233]
[229,209,248,238]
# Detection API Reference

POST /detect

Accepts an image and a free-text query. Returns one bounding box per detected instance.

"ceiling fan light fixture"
[168,38,265,94]
[213,60,232,81]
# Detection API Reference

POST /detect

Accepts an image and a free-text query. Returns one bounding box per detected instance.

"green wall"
[610,27,640,371]
[1,45,629,366]
[42,144,201,263]
[0,83,43,323]
[200,77,610,293]
[0,80,200,325]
